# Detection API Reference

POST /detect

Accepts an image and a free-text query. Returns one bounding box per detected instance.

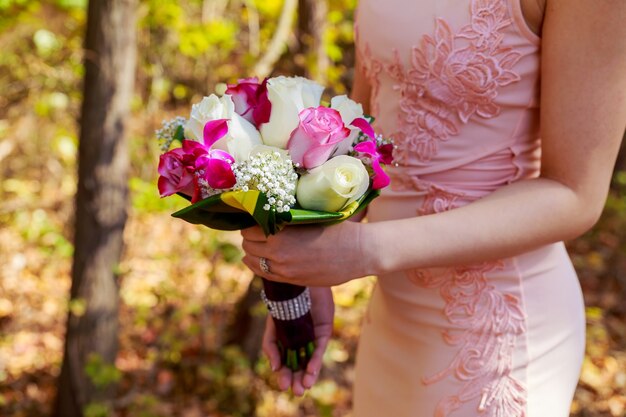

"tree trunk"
[297,0,328,82]
[224,276,266,364]
[253,0,297,78]
[54,0,137,416]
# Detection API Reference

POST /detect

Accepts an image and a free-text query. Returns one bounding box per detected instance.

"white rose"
[217,113,263,162]
[260,76,324,149]
[296,155,370,212]
[185,94,262,161]
[330,95,364,125]
[330,95,366,157]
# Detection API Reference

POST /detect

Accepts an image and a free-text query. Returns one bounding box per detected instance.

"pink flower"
[159,119,236,203]
[353,139,394,190]
[225,77,271,129]
[157,148,197,197]
[287,107,351,169]
[182,119,236,201]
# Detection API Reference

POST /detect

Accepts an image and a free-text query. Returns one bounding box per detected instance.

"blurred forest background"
[0,0,625,416]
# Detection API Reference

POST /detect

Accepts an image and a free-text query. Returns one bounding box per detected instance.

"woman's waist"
[384,141,541,201]
[371,171,500,218]
[372,242,577,310]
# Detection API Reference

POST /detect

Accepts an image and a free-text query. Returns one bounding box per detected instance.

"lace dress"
[353,1,585,416]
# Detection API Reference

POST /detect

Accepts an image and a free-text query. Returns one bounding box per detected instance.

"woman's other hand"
[263,287,334,395]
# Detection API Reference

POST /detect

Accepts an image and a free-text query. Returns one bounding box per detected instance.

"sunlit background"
[0,1,624,416]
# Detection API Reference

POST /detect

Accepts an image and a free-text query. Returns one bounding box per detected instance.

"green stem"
[278,341,316,371]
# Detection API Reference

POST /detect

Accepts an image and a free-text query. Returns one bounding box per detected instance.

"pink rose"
[157,148,196,198]
[287,107,351,169]
[225,77,271,129]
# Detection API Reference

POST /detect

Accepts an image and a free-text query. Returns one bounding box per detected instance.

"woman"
[241,0,626,416]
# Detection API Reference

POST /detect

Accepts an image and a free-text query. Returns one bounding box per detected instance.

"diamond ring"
[259,257,270,274]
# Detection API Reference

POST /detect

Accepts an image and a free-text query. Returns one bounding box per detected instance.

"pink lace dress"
[353,1,585,417]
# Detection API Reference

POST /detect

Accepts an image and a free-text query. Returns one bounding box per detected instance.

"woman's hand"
[241,221,374,287]
[263,287,334,395]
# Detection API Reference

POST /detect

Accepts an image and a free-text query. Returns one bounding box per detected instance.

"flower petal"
[203,119,230,148]
[351,117,375,139]
[158,176,178,197]
[353,139,377,157]
[370,159,391,190]
[204,158,236,189]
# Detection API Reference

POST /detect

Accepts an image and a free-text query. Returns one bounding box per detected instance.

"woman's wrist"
[358,221,390,277]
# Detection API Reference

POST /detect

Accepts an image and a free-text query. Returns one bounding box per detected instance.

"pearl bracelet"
[260,288,312,321]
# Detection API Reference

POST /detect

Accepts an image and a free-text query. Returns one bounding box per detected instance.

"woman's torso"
[353,5,585,417]
[356,0,543,211]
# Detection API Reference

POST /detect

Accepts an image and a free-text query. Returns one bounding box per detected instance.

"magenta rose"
[287,107,351,169]
[157,148,196,198]
[182,119,237,201]
[225,77,271,129]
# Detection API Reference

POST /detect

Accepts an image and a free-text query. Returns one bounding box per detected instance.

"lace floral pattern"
[408,263,527,417]
[356,1,531,416]
[407,171,527,417]
[360,0,522,164]
[417,184,465,216]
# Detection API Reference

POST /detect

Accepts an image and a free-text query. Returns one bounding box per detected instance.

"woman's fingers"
[261,316,296,392]
[291,370,306,396]
[241,225,268,242]
[261,316,282,371]
[262,315,326,394]
[302,335,330,388]
[276,366,293,391]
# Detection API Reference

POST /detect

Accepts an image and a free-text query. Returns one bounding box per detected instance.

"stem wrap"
[260,277,316,371]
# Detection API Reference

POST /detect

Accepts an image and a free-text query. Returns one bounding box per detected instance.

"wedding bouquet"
[156,76,393,371]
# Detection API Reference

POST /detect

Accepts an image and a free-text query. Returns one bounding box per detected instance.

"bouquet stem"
[260,277,315,371]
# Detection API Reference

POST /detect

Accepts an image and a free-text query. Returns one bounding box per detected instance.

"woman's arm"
[241,0,626,286]
[366,0,626,274]
[350,49,372,115]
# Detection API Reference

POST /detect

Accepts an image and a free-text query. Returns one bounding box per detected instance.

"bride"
[241,0,626,416]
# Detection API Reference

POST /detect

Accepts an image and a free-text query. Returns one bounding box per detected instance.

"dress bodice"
[356,0,542,211]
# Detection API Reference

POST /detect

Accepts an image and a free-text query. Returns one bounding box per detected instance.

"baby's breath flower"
[232,150,298,212]
[156,116,187,151]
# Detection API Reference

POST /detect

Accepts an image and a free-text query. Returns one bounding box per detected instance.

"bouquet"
[156,76,393,371]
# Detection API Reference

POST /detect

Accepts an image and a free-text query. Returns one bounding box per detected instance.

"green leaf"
[171,188,381,236]
[173,124,184,143]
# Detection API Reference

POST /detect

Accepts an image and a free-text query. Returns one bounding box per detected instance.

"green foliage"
[130,177,187,213]
[56,0,86,9]
[4,2,624,417]
[84,353,122,389]
[6,207,74,258]
[83,402,112,417]
[127,394,169,417]
[198,346,257,416]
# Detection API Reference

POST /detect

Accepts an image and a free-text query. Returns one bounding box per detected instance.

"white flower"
[184,94,231,141]
[296,155,370,212]
[259,76,325,149]
[330,95,367,158]
[232,145,298,212]
[184,94,262,161]
[156,116,186,151]
[330,95,364,126]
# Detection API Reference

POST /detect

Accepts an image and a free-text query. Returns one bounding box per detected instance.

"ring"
[259,257,270,274]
